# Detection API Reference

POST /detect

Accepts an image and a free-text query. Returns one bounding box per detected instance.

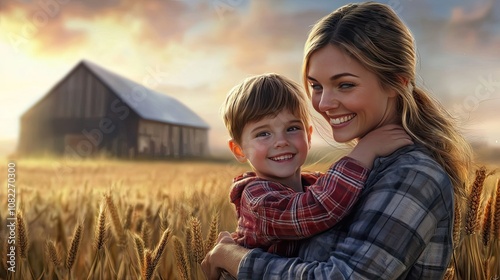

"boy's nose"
[274,135,289,148]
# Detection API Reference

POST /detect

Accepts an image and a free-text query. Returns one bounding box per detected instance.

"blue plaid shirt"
[238,144,454,279]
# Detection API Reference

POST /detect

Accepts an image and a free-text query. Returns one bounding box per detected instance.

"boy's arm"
[241,124,412,245]
[243,156,368,242]
[348,124,413,169]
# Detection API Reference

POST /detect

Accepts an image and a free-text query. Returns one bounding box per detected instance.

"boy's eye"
[287,126,301,132]
[255,131,270,138]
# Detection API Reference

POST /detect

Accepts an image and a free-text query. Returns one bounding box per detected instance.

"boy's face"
[229,110,312,187]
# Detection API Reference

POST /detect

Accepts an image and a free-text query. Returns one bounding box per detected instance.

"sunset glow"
[1,0,499,155]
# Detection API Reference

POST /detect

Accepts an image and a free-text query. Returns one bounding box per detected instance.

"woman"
[202,2,473,279]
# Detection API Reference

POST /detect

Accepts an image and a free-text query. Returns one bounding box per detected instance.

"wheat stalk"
[160,209,169,232]
[123,205,133,231]
[152,228,172,267]
[465,167,487,235]
[205,213,219,255]
[66,222,83,271]
[134,234,145,267]
[104,193,126,244]
[174,237,190,280]
[46,240,61,268]
[94,203,107,251]
[142,249,154,280]
[16,211,28,259]
[140,227,173,280]
[45,239,64,279]
[483,198,493,247]
[190,216,205,264]
[458,235,487,280]
[141,221,152,249]
[453,202,462,249]
[458,167,489,280]
[493,178,500,239]
[490,179,500,280]
[185,224,193,265]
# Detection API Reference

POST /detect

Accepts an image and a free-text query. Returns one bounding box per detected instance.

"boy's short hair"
[222,73,311,145]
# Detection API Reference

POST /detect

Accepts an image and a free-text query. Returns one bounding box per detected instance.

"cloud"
[1,0,499,151]
[1,0,215,55]
[443,0,500,55]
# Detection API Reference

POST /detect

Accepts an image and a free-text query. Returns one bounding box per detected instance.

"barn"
[17,60,210,158]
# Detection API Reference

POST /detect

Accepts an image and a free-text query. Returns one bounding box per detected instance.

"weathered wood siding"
[18,63,209,158]
[18,65,138,157]
[137,120,208,157]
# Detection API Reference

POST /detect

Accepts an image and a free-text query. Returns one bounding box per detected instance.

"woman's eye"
[310,83,322,92]
[339,83,355,89]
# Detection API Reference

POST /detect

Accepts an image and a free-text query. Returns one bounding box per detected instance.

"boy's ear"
[307,125,313,148]
[228,139,247,163]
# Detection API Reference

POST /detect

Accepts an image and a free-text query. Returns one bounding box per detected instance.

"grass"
[0,157,498,279]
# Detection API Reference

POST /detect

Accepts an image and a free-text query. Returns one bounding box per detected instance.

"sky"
[1,0,499,155]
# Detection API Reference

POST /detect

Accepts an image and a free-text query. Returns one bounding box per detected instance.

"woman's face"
[307,45,398,143]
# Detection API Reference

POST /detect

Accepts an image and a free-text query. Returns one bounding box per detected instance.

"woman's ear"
[399,76,409,86]
[228,139,247,163]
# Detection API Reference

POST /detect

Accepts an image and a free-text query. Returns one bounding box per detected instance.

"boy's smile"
[229,110,312,192]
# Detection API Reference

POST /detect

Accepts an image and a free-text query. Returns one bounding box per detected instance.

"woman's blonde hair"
[221,73,311,145]
[302,2,473,203]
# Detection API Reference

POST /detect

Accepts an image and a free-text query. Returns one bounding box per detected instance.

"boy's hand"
[348,124,413,169]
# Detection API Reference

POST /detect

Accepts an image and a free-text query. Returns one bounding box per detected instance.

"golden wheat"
[45,240,61,268]
[66,222,83,271]
[94,204,107,251]
[123,204,133,231]
[16,212,28,259]
[141,221,152,249]
[205,213,220,255]
[494,179,500,239]
[153,228,172,266]
[483,198,493,247]
[104,193,126,245]
[1,158,498,279]
[465,166,487,235]
[190,217,205,264]
[453,202,462,249]
[174,237,190,280]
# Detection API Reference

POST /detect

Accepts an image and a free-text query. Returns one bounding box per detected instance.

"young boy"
[222,73,412,257]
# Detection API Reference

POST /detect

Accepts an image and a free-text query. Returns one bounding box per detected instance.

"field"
[0,157,499,280]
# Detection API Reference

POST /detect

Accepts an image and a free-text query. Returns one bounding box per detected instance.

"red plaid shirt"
[230,156,369,257]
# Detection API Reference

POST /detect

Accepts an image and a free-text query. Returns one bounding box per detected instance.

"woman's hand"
[202,231,244,280]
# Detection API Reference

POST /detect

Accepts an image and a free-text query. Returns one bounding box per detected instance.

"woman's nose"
[318,91,340,113]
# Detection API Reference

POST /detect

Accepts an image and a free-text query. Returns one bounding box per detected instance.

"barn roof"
[82,60,209,129]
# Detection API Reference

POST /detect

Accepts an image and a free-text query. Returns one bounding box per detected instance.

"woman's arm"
[221,160,453,279]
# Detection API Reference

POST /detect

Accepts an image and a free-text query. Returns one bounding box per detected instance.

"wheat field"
[0,157,498,280]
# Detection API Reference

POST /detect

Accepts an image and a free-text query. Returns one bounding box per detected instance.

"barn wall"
[18,62,210,158]
[18,65,138,157]
[137,120,209,158]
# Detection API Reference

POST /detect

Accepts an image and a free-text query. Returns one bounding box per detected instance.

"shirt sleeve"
[243,156,369,242]
[238,165,451,279]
